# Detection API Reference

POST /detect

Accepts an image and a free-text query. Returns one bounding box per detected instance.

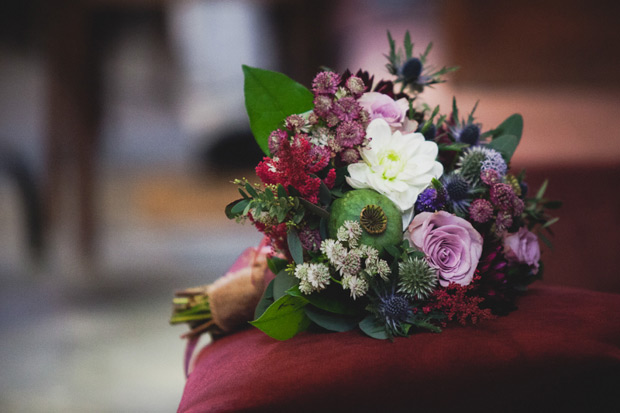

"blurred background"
[1,0,619,411]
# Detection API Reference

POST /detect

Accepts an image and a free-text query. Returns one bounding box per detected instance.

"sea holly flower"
[346,118,443,213]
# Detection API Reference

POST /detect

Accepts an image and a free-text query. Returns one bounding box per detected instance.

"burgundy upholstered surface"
[179,285,620,412]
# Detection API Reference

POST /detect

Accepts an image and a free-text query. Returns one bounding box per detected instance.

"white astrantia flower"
[346,118,444,213]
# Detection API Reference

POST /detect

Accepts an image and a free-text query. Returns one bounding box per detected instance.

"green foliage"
[287,228,304,264]
[304,306,361,332]
[254,279,275,319]
[273,269,298,300]
[487,134,519,163]
[250,294,310,341]
[523,179,562,248]
[359,315,389,340]
[243,65,314,155]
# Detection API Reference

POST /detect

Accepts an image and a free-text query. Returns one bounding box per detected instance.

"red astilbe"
[255,134,323,204]
[423,273,495,326]
[249,215,290,260]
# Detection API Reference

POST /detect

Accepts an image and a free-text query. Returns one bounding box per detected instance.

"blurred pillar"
[44,1,102,260]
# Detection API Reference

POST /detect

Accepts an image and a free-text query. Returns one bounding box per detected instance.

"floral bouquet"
[171,32,559,342]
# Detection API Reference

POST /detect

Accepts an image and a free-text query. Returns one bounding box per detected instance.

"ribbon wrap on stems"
[181,237,276,376]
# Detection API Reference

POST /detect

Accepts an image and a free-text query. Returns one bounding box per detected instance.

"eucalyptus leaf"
[250,294,310,341]
[287,228,304,264]
[254,279,275,319]
[267,257,289,275]
[359,315,389,340]
[486,134,519,163]
[273,269,298,300]
[304,305,360,332]
[225,199,248,219]
[230,198,250,215]
[243,65,314,155]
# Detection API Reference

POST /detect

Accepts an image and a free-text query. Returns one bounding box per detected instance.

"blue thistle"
[369,283,413,338]
[442,173,473,216]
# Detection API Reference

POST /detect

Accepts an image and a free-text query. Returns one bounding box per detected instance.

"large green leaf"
[242,65,314,155]
[304,284,365,316]
[359,315,389,340]
[304,305,360,332]
[487,134,519,163]
[254,279,275,319]
[250,294,310,341]
[491,113,523,140]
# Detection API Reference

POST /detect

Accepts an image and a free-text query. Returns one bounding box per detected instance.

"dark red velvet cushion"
[178,285,620,412]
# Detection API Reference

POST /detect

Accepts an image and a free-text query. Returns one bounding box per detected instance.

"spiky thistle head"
[398,257,438,300]
[457,147,487,185]
[441,173,473,217]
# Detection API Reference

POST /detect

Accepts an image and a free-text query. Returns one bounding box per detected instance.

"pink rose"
[503,227,541,274]
[407,211,483,287]
[358,92,409,128]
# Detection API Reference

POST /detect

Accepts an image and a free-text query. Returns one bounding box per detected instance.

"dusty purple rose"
[407,211,483,287]
[503,227,541,274]
[358,92,408,128]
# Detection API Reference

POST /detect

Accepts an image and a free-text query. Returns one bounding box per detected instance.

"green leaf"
[254,279,275,319]
[273,269,298,300]
[491,114,523,140]
[277,184,288,199]
[359,315,389,340]
[243,65,314,155]
[225,199,249,219]
[487,134,519,163]
[304,305,360,332]
[287,228,304,264]
[541,216,560,229]
[535,179,549,201]
[250,294,310,341]
[267,257,289,275]
[304,284,365,315]
[409,318,442,333]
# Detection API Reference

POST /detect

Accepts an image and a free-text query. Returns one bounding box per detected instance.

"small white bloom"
[336,220,362,247]
[295,262,331,294]
[346,118,443,212]
[320,239,346,266]
[342,274,369,299]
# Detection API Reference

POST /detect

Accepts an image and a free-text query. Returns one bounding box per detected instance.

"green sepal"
[359,315,389,340]
[242,65,314,155]
[304,305,361,332]
[250,294,310,341]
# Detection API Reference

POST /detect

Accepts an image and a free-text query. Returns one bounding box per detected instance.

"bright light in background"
[168,0,276,141]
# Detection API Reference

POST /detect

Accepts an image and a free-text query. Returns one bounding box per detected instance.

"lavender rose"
[503,227,541,274]
[358,92,409,129]
[407,211,483,287]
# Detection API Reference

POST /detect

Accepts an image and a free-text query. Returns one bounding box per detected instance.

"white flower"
[346,118,443,212]
[342,274,369,299]
[295,263,331,294]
